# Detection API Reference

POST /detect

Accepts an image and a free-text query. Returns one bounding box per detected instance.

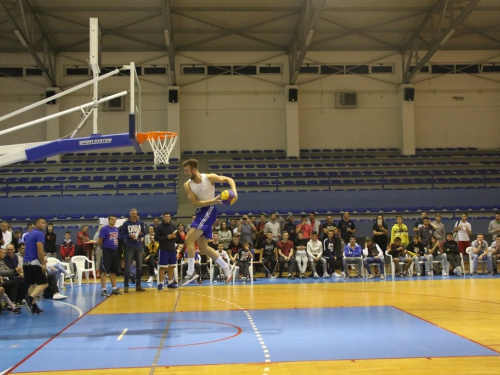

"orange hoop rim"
[136,131,178,144]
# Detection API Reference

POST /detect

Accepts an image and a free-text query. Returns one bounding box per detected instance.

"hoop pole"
[0,67,122,125]
[0,91,127,137]
[130,62,135,116]
[92,65,99,134]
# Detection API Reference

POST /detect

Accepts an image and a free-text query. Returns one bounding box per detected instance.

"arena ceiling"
[0,0,499,85]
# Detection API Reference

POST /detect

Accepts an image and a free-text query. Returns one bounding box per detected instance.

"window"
[456,64,480,74]
[371,65,393,74]
[345,65,369,74]
[233,65,257,75]
[482,64,500,73]
[26,68,43,76]
[299,66,319,74]
[182,66,206,75]
[207,66,231,75]
[258,65,282,74]
[0,67,23,77]
[321,65,344,74]
[409,65,430,73]
[65,67,90,76]
[143,66,168,75]
[431,65,454,74]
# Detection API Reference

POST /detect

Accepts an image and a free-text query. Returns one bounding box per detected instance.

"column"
[284,85,300,158]
[167,86,180,160]
[398,84,416,155]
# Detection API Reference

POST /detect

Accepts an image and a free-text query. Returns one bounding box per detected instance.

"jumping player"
[181,159,237,285]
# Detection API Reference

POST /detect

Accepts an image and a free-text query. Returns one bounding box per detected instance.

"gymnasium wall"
[0,50,499,151]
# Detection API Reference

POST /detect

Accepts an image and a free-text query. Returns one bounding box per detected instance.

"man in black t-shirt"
[260,231,278,279]
[337,212,356,244]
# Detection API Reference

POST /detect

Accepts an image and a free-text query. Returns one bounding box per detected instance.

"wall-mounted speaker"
[168,89,178,103]
[404,88,415,101]
[288,88,298,102]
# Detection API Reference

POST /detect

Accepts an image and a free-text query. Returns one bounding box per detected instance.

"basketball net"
[137,131,178,168]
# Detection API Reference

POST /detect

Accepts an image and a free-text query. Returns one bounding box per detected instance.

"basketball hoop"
[136,131,178,168]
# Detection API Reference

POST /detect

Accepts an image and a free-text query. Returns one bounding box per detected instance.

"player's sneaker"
[101,290,109,297]
[32,305,44,314]
[111,289,123,295]
[167,282,178,289]
[225,264,235,284]
[25,296,34,315]
[181,272,199,286]
[157,284,163,290]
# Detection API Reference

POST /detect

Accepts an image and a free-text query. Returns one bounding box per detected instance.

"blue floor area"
[11,305,498,372]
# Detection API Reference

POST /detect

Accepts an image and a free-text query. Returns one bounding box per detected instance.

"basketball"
[220,189,236,205]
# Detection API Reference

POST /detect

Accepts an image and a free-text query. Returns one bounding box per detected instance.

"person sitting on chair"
[407,235,430,277]
[470,233,492,276]
[427,235,446,276]
[490,235,499,275]
[235,241,253,281]
[306,231,325,278]
[145,234,159,283]
[260,231,278,279]
[363,237,385,279]
[213,242,231,282]
[442,232,463,277]
[343,236,363,280]
[387,237,411,278]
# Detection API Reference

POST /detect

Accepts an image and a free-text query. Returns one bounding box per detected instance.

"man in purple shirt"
[23,218,48,314]
[98,215,122,297]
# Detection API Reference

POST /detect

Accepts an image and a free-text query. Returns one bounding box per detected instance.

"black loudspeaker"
[168,89,178,103]
[46,90,56,105]
[288,88,298,102]
[404,88,415,101]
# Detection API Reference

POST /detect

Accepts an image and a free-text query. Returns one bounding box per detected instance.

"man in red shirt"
[76,225,90,256]
[277,231,296,279]
[296,215,312,239]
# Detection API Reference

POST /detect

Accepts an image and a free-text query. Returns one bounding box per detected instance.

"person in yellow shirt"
[391,215,409,246]
[145,234,160,283]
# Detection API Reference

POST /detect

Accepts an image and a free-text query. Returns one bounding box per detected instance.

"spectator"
[98,215,123,296]
[16,243,24,267]
[20,222,34,244]
[264,213,281,242]
[372,215,389,253]
[363,237,385,279]
[338,212,356,245]
[119,208,147,293]
[452,213,472,255]
[44,223,57,258]
[0,280,21,314]
[144,226,155,248]
[155,212,179,290]
[283,215,297,242]
[4,244,28,305]
[343,236,363,280]
[92,225,103,278]
[413,212,427,233]
[227,235,242,262]
[294,231,309,279]
[488,212,500,242]
[212,218,221,233]
[0,247,20,307]
[306,231,325,278]
[277,231,295,279]
[442,232,463,276]
[75,224,90,256]
[427,235,447,276]
[490,235,499,274]
[296,215,312,240]
[45,260,69,300]
[235,241,253,281]
[470,233,492,276]
[407,235,430,277]
[417,217,434,247]
[320,215,336,241]
[176,223,187,244]
[260,231,278,278]
[11,230,21,252]
[232,219,241,237]
[387,237,411,277]
[153,217,160,228]
[431,213,446,244]
[391,215,409,246]
[60,232,75,262]
[218,221,232,250]
[307,213,321,235]
[145,233,159,283]
[237,214,256,247]
[1,220,11,249]
[327,228,344,278]
[255,213,267,247]
[213,242,231,282]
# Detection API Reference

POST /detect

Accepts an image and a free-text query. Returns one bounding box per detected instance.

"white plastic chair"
[46,257,73,289]
[71,255,96,286]
[156,261,179,284]
[385,250,412,279]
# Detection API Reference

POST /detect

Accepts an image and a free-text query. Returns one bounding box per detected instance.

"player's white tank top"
[189,173,215,204]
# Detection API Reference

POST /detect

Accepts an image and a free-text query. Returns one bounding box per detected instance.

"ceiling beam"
[403,0,480,84]
[289,0,326,84]
[160,0,176,85]
[0,0,57,86]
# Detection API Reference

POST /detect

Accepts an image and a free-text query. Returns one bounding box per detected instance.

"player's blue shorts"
[158,250,177,266]
[190,205,217,239]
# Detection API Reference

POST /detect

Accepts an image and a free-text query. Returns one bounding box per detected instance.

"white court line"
[1,367,12,375]
[52,300,84,317]
[183,291,271,375]
[117,328,128,341]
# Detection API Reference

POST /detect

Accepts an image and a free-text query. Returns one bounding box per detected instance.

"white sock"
[215,257,230,275]
[187,258,195,275]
